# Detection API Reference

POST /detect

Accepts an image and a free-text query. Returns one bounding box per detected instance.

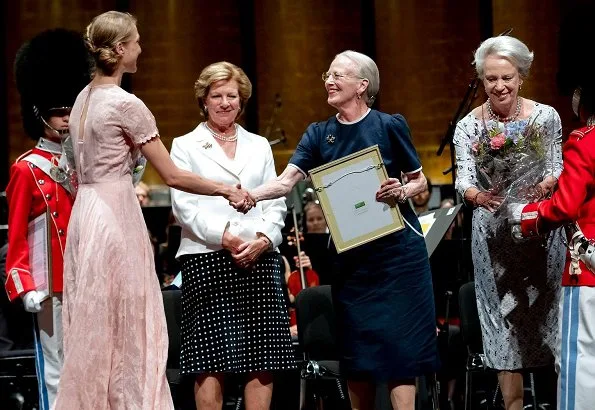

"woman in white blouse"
[170,61,295,410]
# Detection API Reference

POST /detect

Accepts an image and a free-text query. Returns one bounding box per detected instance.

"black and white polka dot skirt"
[179,250,296,374]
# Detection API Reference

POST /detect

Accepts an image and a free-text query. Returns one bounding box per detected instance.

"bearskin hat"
[14,28,93,140]
[557,2,595,115]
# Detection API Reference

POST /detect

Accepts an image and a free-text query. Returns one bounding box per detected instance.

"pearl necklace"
[204,122,238,142]
[486,97,522,123]
[587,116,595,126]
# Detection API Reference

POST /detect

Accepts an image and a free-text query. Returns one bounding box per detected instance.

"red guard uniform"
[5,145,73,301]
[7,28,90,410]
[521,125,595,410]
[521,125,595,285]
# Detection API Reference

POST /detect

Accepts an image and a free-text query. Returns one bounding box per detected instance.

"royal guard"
[517,4,595,409]
[5,29,92,409]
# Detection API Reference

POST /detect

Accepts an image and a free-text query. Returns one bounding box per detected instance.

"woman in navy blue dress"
[251,50,438,410]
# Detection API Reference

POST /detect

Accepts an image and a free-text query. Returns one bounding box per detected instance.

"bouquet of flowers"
[472,114,554,225]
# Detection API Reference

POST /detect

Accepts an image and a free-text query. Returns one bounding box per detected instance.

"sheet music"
[418,212,437,237]
[27,212,51,301]
[418,204,463,257]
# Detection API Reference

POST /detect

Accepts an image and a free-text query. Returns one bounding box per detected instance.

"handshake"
[226,184,256,214]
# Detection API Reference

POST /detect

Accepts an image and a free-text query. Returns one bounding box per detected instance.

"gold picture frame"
[309,145,405,253]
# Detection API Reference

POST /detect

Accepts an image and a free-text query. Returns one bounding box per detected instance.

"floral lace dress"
[454,102,565,370]
[54,84,173,409]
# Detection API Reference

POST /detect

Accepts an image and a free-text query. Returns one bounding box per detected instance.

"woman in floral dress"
[453,35,565,410]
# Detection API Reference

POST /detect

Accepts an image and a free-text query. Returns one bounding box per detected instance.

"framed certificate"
[309,145,405,253]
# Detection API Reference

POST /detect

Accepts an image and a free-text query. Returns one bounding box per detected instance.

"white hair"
[473,36,534,79]
[336,50,379,107]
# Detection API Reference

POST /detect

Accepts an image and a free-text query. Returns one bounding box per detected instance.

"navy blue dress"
[290,110,439,381]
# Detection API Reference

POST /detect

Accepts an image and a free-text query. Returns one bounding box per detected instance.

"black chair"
[294,285,349,410]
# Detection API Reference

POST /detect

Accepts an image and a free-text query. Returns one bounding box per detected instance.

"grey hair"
[473,35,534,79]
[336,50,379,107]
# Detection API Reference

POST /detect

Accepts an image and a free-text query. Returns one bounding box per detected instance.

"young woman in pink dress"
[53,11,253,409]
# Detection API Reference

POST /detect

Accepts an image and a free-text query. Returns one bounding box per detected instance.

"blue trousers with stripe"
[558,286,595,410]
[32,295,63,410]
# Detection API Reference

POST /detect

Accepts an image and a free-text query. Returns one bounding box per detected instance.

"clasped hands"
[376,178,408,204]
[222,230,270,269]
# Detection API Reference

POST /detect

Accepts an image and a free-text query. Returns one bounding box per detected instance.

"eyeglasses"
[322,71,366,82]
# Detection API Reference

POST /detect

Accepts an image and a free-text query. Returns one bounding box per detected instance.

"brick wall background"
[0,0,585,189]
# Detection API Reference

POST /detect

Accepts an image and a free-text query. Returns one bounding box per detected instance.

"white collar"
[36,137,62,154]
[336,108,371,125]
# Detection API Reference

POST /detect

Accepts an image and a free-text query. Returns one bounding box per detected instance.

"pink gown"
[53,84,173,409]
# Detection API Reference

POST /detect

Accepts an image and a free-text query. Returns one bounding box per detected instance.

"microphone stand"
[437,77,480,204]
[268,130,287,146]
[434,69,482,323]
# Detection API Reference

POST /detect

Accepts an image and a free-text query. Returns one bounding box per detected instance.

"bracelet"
[259,236,273,251]
[398,185,408,203]
[470,190,482,207]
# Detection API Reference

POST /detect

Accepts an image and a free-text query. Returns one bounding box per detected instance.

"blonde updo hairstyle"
[85,11,138,76]
[194,61,252,119]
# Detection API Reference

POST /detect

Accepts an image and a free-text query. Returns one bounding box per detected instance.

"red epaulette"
[14,149,33,163]
[569,125,595,141]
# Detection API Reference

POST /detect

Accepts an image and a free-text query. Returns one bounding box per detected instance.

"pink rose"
[490,133,506,150]
[471,142,479,153]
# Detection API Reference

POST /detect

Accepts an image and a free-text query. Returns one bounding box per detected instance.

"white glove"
[508,203,526,242]
[22,291,44,313]
[507,203,525,224]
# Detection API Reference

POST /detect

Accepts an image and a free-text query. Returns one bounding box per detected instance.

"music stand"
[418,204,462,257]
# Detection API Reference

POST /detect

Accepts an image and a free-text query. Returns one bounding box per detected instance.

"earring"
[204,106,208,113]
[519,84,522,91]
